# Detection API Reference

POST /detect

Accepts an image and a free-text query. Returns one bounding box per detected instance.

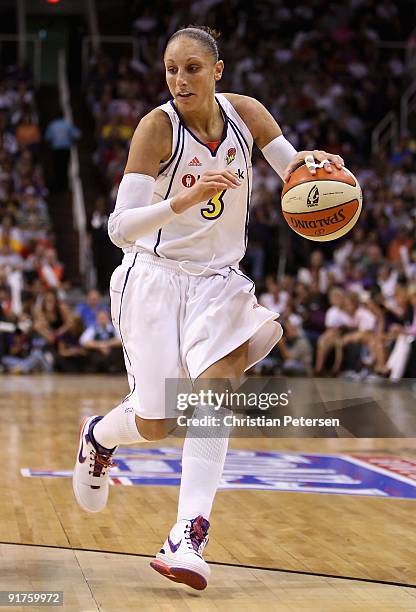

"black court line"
[1,541,415,590]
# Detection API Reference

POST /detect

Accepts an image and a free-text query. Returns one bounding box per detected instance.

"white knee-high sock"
[93,401,145,448]
[177,405,231,522]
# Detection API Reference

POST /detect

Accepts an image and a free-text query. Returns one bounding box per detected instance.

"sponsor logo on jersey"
[21,450,416,498]
[289,209,346,229]
[226,147,236,165]
[182,174,197,188]
[188,156,202,167]
[307,185,319,207]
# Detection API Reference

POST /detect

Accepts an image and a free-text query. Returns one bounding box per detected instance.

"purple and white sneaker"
[150,516,210,590]
[72,415,116,513]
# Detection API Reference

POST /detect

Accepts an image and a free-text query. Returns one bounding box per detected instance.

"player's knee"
[135,416,171,441]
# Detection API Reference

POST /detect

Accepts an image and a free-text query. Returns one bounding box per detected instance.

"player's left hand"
[283,150,344,183]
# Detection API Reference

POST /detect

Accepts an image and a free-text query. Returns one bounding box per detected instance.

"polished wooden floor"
[1,375,416,611]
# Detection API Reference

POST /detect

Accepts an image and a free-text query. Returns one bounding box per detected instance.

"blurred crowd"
[2,0,416,379]
[253,143,416,380]
[0,284,123,374]
[0,65,123,374]
[86,0,412,178]
[257,245,416,380]
[82,0,416,379]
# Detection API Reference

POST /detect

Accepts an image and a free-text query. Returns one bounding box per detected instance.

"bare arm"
[82,340,105,350]
[57,340,85,357]
[277,336,293,360]
[124,109,173,177]
[223,93,281,149]
[223,93,344,181]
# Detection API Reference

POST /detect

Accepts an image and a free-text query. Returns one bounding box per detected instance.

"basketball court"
[1,374,416,611]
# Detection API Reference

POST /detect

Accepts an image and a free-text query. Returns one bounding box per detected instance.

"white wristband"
[261,134,297,180]
[108,173,176,248]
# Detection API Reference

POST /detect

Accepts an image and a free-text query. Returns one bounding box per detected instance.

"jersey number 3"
[200,190,225,220]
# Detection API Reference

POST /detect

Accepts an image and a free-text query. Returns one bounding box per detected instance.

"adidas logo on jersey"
[188,156,202,167]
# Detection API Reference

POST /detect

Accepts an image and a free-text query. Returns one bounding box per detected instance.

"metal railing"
[371,111,398,157]
[406,27,416,71]
[371,28,416,157]
[58,50,87,279]
[400,80,416,138]
[86,0,100,55]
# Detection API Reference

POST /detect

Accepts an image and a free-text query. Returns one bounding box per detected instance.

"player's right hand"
[171,170,241,213]
[196,170,242,199]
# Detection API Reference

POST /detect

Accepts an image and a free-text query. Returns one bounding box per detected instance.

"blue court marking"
[22,449,416,500]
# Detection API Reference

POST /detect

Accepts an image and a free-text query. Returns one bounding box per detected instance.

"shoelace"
[89,449,115,478]
[185,516,209,553]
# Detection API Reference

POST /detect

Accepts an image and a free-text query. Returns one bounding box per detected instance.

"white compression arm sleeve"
[261,134,297,180]
[108,173,177,248]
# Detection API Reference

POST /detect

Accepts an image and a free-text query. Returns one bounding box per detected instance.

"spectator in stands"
[17,187,50,245]
[32,289,72,351]
[299,280,329,352]
[0,296,9,367]
[55,314,87,373]
[2,315,53,374]
[383,287,416,379]
[259,275,291,315]
[377,263,399,299]
[11,95,35,126]
[298,250,329,294]
[15,113,41,152]
[0,240,24,271]
[0,214,24,253]
[45,114,81,192]
[35,247,65,296]
[315,288,351,375]
[92,90,113,135]
[100,113,134,146]
[368,285,413,376]
[277,316,313,376]
[387,228,414,264]
[338,292,378,374]
[79,309,122,373]
[76,289,108,328]
[14,149,43,190]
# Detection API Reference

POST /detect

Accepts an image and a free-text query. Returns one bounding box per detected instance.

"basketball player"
[73,26,343,590]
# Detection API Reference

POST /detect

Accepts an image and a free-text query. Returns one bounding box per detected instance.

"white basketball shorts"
[110,251,282,419]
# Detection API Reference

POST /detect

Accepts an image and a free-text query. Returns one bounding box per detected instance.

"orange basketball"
[281,165,363,241]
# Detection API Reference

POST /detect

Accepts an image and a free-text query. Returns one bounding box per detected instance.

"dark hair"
[165,25,220,62]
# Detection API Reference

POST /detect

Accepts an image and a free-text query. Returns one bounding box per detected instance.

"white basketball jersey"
[131,94,253,268]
